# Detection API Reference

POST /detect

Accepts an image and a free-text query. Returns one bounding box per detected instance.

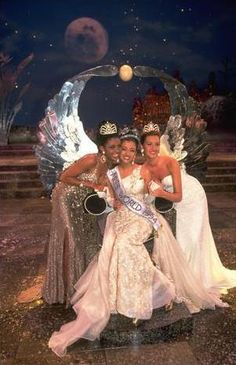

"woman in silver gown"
[48,129,228,357]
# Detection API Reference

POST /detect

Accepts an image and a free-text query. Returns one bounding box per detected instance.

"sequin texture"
[42,166,101,305]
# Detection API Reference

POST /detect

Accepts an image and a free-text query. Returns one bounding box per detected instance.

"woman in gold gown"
[17,120,121,305]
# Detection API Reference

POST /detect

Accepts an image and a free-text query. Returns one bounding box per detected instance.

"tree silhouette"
[208,71,217,96]
[218,56,235,95]
[0,52,34,145]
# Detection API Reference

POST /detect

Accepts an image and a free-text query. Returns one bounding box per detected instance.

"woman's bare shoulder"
[140,164,151,178]
[75,153,97,165]
[140,163,149,172]
[159,155,173,162]
[64,153,98,172]
[159,155,178,166]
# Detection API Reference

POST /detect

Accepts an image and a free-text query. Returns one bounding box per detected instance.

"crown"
[143,122,160,134]
[99,121,118,135]
[119,126,140,142]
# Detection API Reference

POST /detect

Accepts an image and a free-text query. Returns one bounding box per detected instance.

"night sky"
[0,0,235,129]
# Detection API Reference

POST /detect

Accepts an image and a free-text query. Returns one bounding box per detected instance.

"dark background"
[0,0,235,129]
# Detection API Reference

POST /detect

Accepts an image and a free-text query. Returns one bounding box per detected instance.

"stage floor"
[0,192,236,365]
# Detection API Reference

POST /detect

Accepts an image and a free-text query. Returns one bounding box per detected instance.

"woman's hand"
[93,183,106,192]
[148,180,163,194]
[113,199,122,210]
[151,187,166,198]
[95,176,109,192]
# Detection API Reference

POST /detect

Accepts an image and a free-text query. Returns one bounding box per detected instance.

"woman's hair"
[140,122,161,144]
[121,136,139,150]
[140,130,160,145]
[96,120,119,147]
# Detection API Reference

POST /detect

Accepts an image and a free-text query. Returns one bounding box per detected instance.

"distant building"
[132,80,215,133]
[132,87,171,132]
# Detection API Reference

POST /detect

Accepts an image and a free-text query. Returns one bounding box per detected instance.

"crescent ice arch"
[35,64,209,194]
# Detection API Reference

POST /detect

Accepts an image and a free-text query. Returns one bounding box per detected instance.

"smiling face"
[101,137,121,164]
[142,134,160,160]
[119,139,137,165]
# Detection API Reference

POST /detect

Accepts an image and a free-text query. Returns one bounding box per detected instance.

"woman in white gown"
[141,122,236,294]
[48,129,228,357]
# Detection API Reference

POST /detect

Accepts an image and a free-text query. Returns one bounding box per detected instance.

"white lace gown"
[161,170,236,293]
[48,167,228,357]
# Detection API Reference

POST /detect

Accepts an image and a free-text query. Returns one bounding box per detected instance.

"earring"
[141,148,144,157]
[100,151,106,163]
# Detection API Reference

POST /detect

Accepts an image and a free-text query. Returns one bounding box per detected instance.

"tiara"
[119,126,140,142]
[99,121,118,135]
[143,122,160,134]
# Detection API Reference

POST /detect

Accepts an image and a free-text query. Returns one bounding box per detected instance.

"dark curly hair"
[96,120,119,147]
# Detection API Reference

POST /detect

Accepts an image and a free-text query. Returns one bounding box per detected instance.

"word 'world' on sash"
[107,168,161,231]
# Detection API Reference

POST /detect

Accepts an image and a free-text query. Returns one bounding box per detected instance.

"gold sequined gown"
[42,167,101,305]
[48,167,228,357]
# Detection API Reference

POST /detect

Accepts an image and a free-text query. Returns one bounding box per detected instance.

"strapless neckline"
[161,175,172,183]
[120,166,142,181]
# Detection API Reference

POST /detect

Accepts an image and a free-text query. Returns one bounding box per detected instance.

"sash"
[107,167,161,231]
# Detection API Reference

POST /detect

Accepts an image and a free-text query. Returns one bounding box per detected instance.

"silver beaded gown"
[42,166,101,305]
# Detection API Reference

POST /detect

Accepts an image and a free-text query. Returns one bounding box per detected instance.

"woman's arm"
[151,158,182,202]
[141,165,153,192]
[104,178,121,209]
[169,158,182,201]
[59,154,103,190]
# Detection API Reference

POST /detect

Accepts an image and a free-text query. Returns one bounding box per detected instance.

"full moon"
[119,65,133,82]
[64,17,109,64]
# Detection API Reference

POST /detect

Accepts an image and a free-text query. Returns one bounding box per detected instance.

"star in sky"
[0,0,235,128]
